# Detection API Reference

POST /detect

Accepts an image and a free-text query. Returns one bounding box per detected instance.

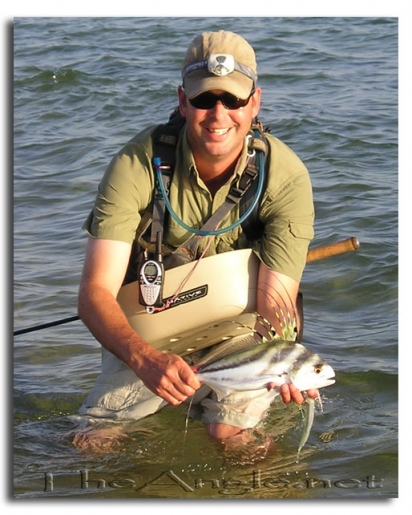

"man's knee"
[206,423,244,439]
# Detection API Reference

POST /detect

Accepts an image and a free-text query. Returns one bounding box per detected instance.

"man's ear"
[251,87,262,119]
[177,86,187,117]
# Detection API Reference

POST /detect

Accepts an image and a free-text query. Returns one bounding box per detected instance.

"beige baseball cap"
[182,30,257,100]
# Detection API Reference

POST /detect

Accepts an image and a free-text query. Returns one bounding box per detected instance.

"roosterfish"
[191,316,335,456]
[192,334,335,400]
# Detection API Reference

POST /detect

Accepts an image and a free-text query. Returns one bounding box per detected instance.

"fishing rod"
[13,315,80,336]
[13,236,360,337]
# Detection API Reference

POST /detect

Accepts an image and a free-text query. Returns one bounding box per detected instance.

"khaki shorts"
[79,347,278,429]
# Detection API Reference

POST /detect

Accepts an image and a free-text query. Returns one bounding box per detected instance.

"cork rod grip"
[306,237,360,263]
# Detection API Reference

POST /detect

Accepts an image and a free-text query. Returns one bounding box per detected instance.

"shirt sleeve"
[254,136,315,282]
[83,131,155,243]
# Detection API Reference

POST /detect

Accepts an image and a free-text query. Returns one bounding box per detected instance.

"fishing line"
[182,395,195,451]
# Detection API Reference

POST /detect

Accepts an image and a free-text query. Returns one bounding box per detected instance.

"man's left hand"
[280,383,318,404]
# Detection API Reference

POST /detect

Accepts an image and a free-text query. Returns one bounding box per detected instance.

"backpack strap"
[240,123,270,240]
[150,109,186,244]
[149,112,268,259]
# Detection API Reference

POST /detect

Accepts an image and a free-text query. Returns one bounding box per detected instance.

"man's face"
[178,86,261,166]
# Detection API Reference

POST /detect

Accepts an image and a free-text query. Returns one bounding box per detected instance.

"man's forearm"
[77,282,200,404]
[78,283,151,369]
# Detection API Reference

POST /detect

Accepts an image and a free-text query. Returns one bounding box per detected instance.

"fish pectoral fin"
[297,397,315,457]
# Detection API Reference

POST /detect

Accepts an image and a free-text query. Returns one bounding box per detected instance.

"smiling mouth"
[207,128,230,135]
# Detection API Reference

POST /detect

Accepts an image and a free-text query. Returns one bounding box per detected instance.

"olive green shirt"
[83,124,314,282]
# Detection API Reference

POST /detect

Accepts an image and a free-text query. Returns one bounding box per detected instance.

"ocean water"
[13,17,398,502]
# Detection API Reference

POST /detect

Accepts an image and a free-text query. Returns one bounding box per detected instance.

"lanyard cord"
[149,226,220,313]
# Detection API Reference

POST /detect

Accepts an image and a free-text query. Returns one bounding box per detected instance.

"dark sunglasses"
[188,89,256,110]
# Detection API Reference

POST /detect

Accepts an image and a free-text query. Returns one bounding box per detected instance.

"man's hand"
[135,346,201,406]
[280,383,318,404]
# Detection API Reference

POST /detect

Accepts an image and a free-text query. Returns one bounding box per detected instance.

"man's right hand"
[134,345,201,405]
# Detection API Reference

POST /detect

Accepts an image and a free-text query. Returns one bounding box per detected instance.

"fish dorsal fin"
[195,333,261,368]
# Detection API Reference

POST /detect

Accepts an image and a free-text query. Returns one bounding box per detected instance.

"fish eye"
[314,364,323,374]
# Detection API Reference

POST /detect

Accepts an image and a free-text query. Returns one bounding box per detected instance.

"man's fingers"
[155,358,201,405]
[179,363,201,391]
[155,379,191,405]
[306,388,319,399]
[280,384,292,404]
[280,384,318,405]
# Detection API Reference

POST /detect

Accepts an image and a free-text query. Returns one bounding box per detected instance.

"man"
[77,30,316,442]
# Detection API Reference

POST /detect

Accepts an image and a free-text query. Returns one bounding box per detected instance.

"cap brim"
[184,70,254,99]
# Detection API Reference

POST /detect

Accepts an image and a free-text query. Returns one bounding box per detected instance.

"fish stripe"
[197,345,270,373]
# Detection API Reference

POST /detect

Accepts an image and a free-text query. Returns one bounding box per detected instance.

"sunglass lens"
[190,92,215,109]
[222,93,245,109]
[189,90,253,110]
